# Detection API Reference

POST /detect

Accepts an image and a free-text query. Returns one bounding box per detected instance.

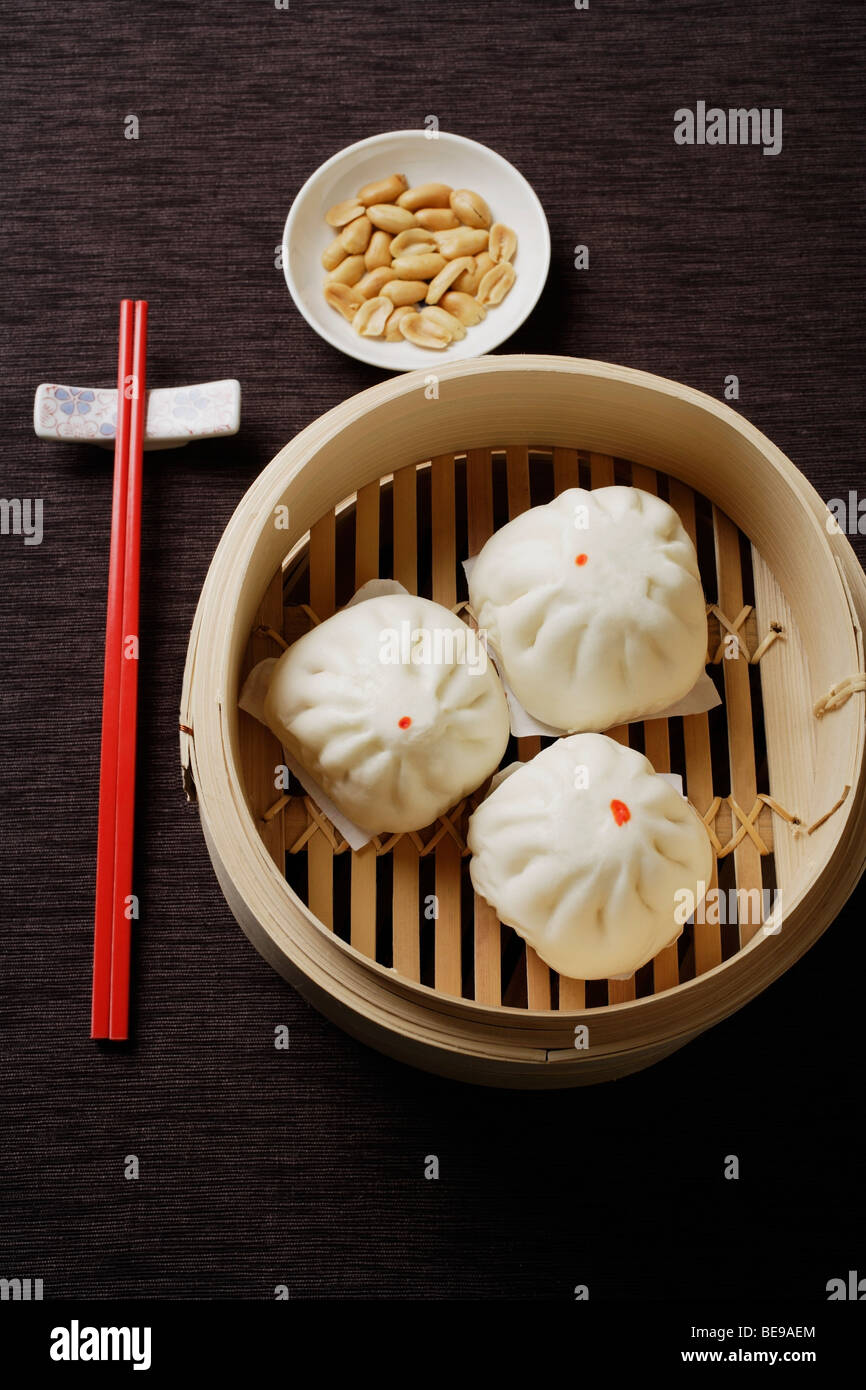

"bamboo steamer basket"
[180,356,866,1088]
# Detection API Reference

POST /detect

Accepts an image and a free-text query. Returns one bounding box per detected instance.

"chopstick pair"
[91,299,148,1040]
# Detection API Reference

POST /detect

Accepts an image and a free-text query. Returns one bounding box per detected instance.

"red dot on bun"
[610,799,630,826]
[398,716,412,730]
[575,553,588,566]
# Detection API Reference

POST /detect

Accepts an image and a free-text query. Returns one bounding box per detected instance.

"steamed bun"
[467,733,713,979]
[468,486,708,731]
[262,593,510,834]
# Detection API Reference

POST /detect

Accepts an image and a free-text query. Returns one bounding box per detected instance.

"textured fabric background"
[1,0,864,1301]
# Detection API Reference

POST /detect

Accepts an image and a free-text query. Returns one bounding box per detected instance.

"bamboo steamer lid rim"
[181,355,866,1064]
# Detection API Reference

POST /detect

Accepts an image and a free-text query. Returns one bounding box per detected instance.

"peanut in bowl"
[282,129,551,370]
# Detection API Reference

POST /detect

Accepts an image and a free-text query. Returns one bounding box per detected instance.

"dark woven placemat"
[1,0,864,1300]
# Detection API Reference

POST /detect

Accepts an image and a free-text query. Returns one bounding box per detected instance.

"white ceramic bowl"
[283,130,551,371]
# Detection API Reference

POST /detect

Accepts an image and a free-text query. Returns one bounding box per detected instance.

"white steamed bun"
[467,732,713,979]
[263,593,510,834]
[468,486,708,731]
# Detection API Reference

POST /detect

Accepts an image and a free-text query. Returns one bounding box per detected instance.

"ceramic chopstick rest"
[34,379,240,451]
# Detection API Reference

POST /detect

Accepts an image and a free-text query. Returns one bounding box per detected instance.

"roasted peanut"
[324,282,366,321]
[326,254,366,286]
[390,252,447,281]
[434,227,489,260]
[321,170,516,350]
[439,291,488,326]
[455,251,494,293]
[425,255,475,304]
[389,227,438,257]
[380,279,429,306]
[352,295,393,338]
[366,204,418,234]
[416,207,461,231]
[321,236,348,272]
[397,182,453,210]
[421,305,466,341]
[449,188,492,229]
[325,198,365,228]
[357,265,394,298]
[356,173,408,206]
[399,312,452,350]
[489,222,517,264]
[339,214,373,255]
[477,261,516,306]
[364,229,393,271]
[384,304,415,341]
[451,257,482,295]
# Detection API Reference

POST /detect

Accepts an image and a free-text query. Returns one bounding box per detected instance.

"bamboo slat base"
[244,448,811,1012]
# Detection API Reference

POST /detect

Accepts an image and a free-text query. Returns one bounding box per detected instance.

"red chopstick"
[91,300,135,1038]
[108,300,148,1040]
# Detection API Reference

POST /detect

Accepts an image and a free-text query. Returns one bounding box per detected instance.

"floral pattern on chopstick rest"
[33,379,241,450]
